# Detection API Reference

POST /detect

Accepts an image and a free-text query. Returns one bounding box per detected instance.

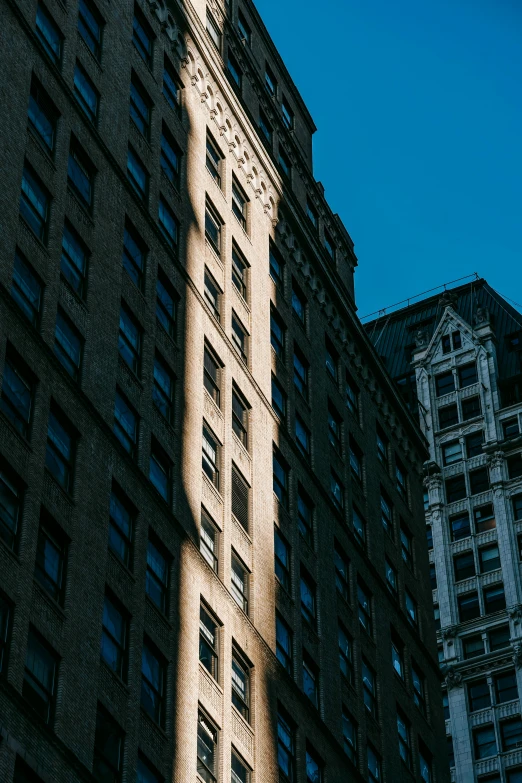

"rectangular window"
[122,219,146,289]
[376,425,388,466]
[127,145,148,201]
[206,10,221,50]
[269,242,284,289]
[231,184,247,238]
[202,424,220,489]
[439,403,459,428]
[133,7,153,66]
[339,624,353,684]
[204,268,221,322]
[36,3,63,65]
[358,580,372,635]
[396,458,408,500]
[462,395,481,421]
[23,627,58,724]
[137,755,162,783]
[258,110,272,146]
[61,221,88,296]
[271,375,286,422]
[20,163,50,242]
[0,595,11,675]
[73,62,99,123]
[153,354,174,424]
[206,131,221,186]
[277,709,296,782]
[325,336,338,380]
[201,507,218,572]
[232,465,249,531]
[300,569,316,630]
[78,0,103,58]
[295,414,311,460]
[508,453,522,480]
[279,146,291,178]
[405,590,418,628]
[203,344,221,405]
[156,271,177,338]
[1,349,34,437]
[101,592,128,680]
[362,658,377,717]
[93,705,124,783]
[463,634,484,659]
[297,487,313,546]
[119,304,141,375]
[276,614,293,676]
[450,511,471,540]
[163,57,181,114]
[146,536,169,613]
[397,709,412,770]
[227,51,242,89]
[367,745,382,783]
[380,490,393,535]
[479,544,500,573]
[489,625,510,651]
[306,199,318,230]
[232,244,248,300]
[270,308,285,359]
[293,349,308,399]
[149,438,171,502]
[334,543,350,601]
[324,230,335,261]
[232,313,248,363]
[330,469,344,512]
[108,486,133,567]
[495,670,518,704]
[11,250,42,326]
[161,125,181,188]
[141,637,165,726]
[28,76,58,152]
[199,604,219,679]
[237,10,251,44]
[305,746,323,783]
[231,551,249,613]
[68,138,95,210]
[158,196,179,249]
[328,402,342,454]
[282,97,294,129]
[391,630,404,678]
[291,282,306,328]
[45,407,75,493]
[0,466,22,551]
[231,752,250,783]
[349,437,363,482]
[400,524,413,570]
[342,708,357,764]
[353,506,366,547]
[442,440,462,465]
[435,371,455,396]
[501,717,522,752]
[197,711,218,783]
[412,663,426,715]
[273,448,288,508]
[503,417,520,439]
[346,373,359,415]
[454,551,475,581]
[459,362,478,388]
[113,388,138,456]
[484,584,506,614]
[265,63,277,96]
[232,386,249,448]
[474,725,497,759]
[35,514,67,604]
[458,591,480,622]
[470,467,490,495]
[514,493,522,521]
[446,475,466,503]
[231,649,250,721]
[54,308,82,380]
[386,558,398,596]
[274,527,290,590]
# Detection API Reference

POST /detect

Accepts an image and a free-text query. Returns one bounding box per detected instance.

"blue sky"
[255,0,522,318]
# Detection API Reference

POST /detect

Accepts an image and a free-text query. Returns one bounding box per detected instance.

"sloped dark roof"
[364,279,522,382]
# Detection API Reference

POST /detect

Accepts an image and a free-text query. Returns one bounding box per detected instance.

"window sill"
[145,594,172,630]
[140,706,167,741]
[26,125,56,168]
[32,578,66,620]
[44,468,75,507]
[18,215,49,253]
[66,187,95,229]
[0,409,32,453]
[77,31,103,72]
[160,168,181,201]
[60,273,88,312]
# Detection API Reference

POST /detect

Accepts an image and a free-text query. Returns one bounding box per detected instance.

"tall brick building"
[0,0,448,781]
[366,279,522,783]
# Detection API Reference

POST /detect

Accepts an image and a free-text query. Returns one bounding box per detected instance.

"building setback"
[0,0,449,781]
[366,280,522,783]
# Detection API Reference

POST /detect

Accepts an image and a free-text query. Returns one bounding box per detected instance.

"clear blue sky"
[255,0,522,318]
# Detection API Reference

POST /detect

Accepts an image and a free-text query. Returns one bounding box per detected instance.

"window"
[508,771,522,783]
[362,659,377,717]
[45,407,75,492]
[202,424,220,489]
[141,638,165,726]
[358,580,372,635]
[305,746,322,783]
[474,500,495,530]
[61,221,88,296]
[0,467,22,551]
[203,344,221,405]
[452,330,462,349]
[474,725,497,759]
[405,590,418,628]
[23,628,58,723]
[197,711,218,783]
[108,486,133,567]
[412,663,426,715]
[346,373,359,415]
[386,558,398,597]
[237,10,251,44]
[297,487,313,545]
[273,449,288,508]
[302,653,318,708]
[435,371,455,396]
[127,146,148,201]
[264,63,277,96]
[20,163,50,242]
[426,524,433,549]
[204,268,221,321]
[376,426,388,466]
[342,709,357,765]
[119,304,141,375]
[101,592,128,679]
[0,595,11,675]
[489,625,510,651]
[295,414,311,460]
[231,551,249,613]
[470,467,489,494]
[442,440,462,465]
[133,8,153,66]
[501,718,522,752]
[130,74,151,138]
[464,634,484,659]
[206,131,221,186]
[232,313,248,363]
[199,605,219,679]
[468,678,490,711]
[232,244,247,300]
[391,631,404,678]
[334,543,350,601]
[419,746,432,783]
[349,437,363,482]
[1,349,33,437]
[282,97,294,129]
[443,692,450,720]
[232,650,250,720]
[201,508,218,572]
[54,309,82,380]
[433,603,441,631]
[503,417,520,439]
[508,453,522,480]
[137,755,162,783]
[279,146,291,178]
[325,336,338,380]
[277,709,296,783]
[397,709,412,769]
[479,544,500,573]
[458,591,480,622]
[28,77,57,152]
[270,309,285,359]
[274,528,290,590]
[300,570,316,630]
[514,494,522,521]
[269,242,284,289]
[450,511,470,541]
[439,403,458,428]
[73,62,99,123]
[454,551,475,581]
[276,613,292,673]
[153,354,174,424]
[327,403,342,454]
[231,752,250,783]
[78,0,103,58]
[271,375,286,421]
[380,491,392,535]
[68,138,95,210]
[446,475,466,503]
[11,250,42,325]
[495,670,518,704]
[113,388,137,456]
[158,196,179,250]
[306,199,318,230]
[442,335,451,353]
[466,431,484,457]
[459,362,478,388]
[159,127,181,189]
[330,469,344,511]
[293,349,308,399]
[398,525,413,572]
[206,10,221,50]
[290,283,306,328]
[149,438,171,501]
[258,110,272,146]
[339,624,353,684]
[353,506,366,547]
[93,705,124,783]
[163,57,181,113]
[463,395,481,421]
[146,537,169,613]
[324,230,335,262]
[156,272,177,338]
[231,180,247,231]
[35,3,62,65]
[484,584,506,614]
[367,745,381,782]
[35,514,67,604]
[396,458,408,500]
[232,465,249,531]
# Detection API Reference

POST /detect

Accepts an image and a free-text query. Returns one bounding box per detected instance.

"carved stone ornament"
[488,451,504,471]
[513,642,522,670]
[509,605,522,624]
[441,626,457,643]
[474,305,490,326]
[439,291,458,308]
[442,666,463,690]
[423,474,442,492]
[414,327,430,349]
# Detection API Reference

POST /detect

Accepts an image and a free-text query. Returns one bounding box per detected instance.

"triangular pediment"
[413,306,477,365]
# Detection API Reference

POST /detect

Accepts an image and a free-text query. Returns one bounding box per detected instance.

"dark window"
[293,349,308,399]
[276,613,292,673]
[397,709,412,770]
[330,469,344,511]
[439,403,458,428]
[54,309,82,380]
[346,373,359,415]
[24,627,58,723]
[484,584,506,614]
[503,417,520,439]
[426,524,433,549]
[468,678,490,711]
[231,551,249,613]
[161,125,181,188]
[136,755,162,783]
[433,603,440,631]
[297,487,313,545]
[232,313,248,363]
[199,604,219,680]
[277,709,296,782]
[127,146,148,201]
[443,692,450,720]
[367,745,382,783]
[258,110,272,146]
[466,430,484,457]
[453,330,462,349]
[495,671,518,704]
[435,371,455,396]
[156,271,177,338]
[459,363,478,388]
[305,745,323,783]
[349,437,363,482]
[119,304,141,375]
[93,704,124,783]
[442,334,451,354]
[274,527,290,590]
[386,558,398,596]
[141,637,165,725]
[20,164,50,242]
[163,57,181,113]
[130,73,151,138]
[282,97,294,129]
[514,494,522,521]
[269,242,284,289]
[149,438,171,501]
[462,395,481,421]
[279,146,291,178]
[291,281,305,326]
[342,709,357,764]
[474,725,497,759]
[339,624,353,684]
[429,562,437,590]
[325,336,338,380]
[101,592,128,679]
[463,634,484,659]
[380,490,393,535]
[454,551,475,581]
[232,180,247,231]
[300,569,316,630]
[508,453,522,480]
[78,0,103,58]
[362,658,377,717]
[158,196,179,249]
[11,250,42,325]
[204,268,221,321]
[237,10,251,44]
[470,467,489,495]
[146,537,169,613]
[232,244,248,300]
[45,407,75,492]
[113,388,138,456]
[1,349,34,437]
[446,475,466,503]
[358,580,372,635]
[391,630,404,678]
[73,62,99,123]
[306,199,318,230]
[153,354,174,424]
[324,230,335,262]
[206,131,221,186]
[61,221,88,296]
[442,440,462,465]
[400,524,414,569]
[501,717,522,752]
[412,663,426,715]
[271,374,286,421]
[474,503,496,533]
[68,138,95,210]
[270,308,285,359]
[197,711,218,783]
[273,449,288,508]
[405,590,418,628]
[202,424,219,489]
[231,649,250,721]
[489,625,510,651]
[203,345,221,405]
[28,76,58,152]
[265,63,277,96]
[227,51,242,90]
[232,465,249,531]
[458,591,480,622]
[206,10,221,50]
[201,507,218,572]
[376,426,388,466]
[295,414,311,460]
[479,544,500,573]
[232,387,249,449]
[328,402,342,454]
[122,219,146,289]
[35,3,63,65]
[133,8,153,66]
[108,486,133,567]
[334,542,350,601]
[0,466,22,550]
[35,514,67,604]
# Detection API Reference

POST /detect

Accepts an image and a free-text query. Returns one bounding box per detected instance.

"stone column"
[425,472,456,632]
[444,667,474,783]
[489,452,520,607]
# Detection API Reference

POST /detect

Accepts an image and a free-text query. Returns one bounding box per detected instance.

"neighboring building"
[366,279,522,783]
[0,0,448,781]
